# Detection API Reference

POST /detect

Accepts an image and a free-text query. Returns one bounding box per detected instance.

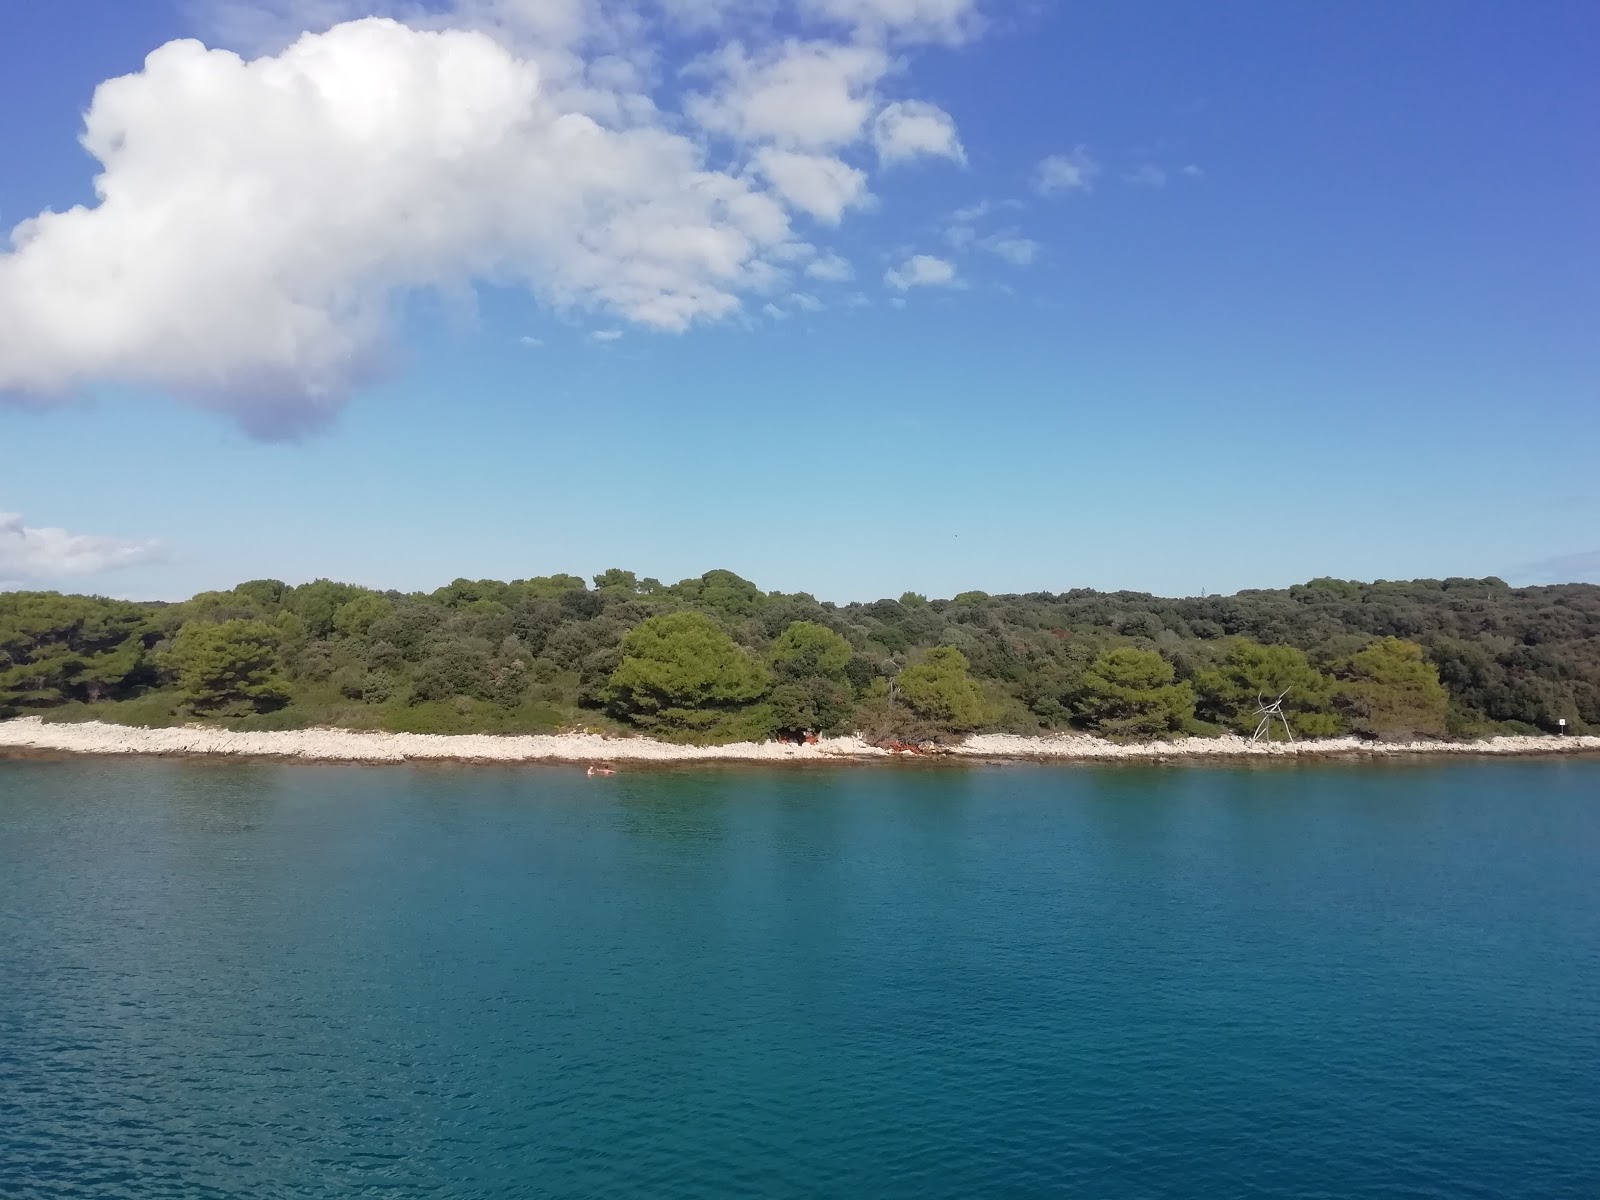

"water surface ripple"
[2,758,1596,1198]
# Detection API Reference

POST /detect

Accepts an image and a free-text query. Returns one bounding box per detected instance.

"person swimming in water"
[586,764,616,777]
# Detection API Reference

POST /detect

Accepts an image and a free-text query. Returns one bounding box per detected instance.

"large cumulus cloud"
[0,1,974,436]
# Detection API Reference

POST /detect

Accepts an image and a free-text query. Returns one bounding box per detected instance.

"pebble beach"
[2,716,1596,766]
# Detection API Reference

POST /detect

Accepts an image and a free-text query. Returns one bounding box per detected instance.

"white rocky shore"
[1,716,1595,766]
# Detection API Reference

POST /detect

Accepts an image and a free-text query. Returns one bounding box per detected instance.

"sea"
[1,756,1596,1198]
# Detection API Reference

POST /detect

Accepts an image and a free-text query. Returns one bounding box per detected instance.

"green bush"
[1074,648,1195,738]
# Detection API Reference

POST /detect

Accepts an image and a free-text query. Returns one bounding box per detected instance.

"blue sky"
[2,0,1596,602]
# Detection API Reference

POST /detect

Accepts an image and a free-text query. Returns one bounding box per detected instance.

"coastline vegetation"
[2,572,1595,744]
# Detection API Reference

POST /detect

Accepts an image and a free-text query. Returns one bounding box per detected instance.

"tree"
[516,574,588,599]
[232,579,288,609]
[410,640,493,703]
[183,590,270,623]
[593,569,640,596]
[1195,640,1342,738]
[604,611,770,740]
[72,635,147,705]
[771,621,853,680]
[165,620,290,714]
[6,566,1600,742]
[769,677,854,736]
[0,592,153,714]
[673,570,763,618]
[290,579,359,638]
[895,646,987,736]
[333,593,392,640]
[767,621,855,736]
[1335,637,1450,740]
[1075,647,1195,738]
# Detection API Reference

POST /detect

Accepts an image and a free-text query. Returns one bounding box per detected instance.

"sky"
[1,0,1597,602]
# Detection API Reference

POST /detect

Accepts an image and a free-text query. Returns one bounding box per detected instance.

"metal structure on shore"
[1249,690,1295,744]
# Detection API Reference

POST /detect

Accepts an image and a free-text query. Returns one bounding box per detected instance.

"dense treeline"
[2,571,1596,742]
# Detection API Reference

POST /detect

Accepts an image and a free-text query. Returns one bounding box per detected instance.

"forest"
[2,571,1597,743]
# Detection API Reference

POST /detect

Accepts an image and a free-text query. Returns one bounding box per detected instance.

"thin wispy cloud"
[885,253,958,290]
[948,198,1021,223]
[804,253,856,282]
[0,512,164,586]
[1034,147,1099,195]
[977,232,1039,266]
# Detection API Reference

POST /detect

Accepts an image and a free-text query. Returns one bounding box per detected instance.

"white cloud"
[789,291,824,311]
[519,335,544,346]
[942,200,1036,264]
[0,512,164,585]
[977,232,1039,266]
[950,197,1021,222]
[800,0,980,44]
[0,20,795,436]
[754,149,870,223]
[872,100,964,165]
[1180,163,1204,179]
[884,253,956,290]
[804,252,855,281]
[1034,147,1099,195]
[0,7,972,438]
[687,39,888,150]
[944,223,977,250]
[589,328,624,342]
[1124,164,1167,188]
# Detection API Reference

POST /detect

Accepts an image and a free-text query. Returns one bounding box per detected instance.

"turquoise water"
[1,758,1596,1198]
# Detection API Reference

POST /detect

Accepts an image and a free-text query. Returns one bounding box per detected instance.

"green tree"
[183,590,268,623]
[771,621,853,679]
[593,569,640,596]
[1075,647,1195,738]
[674,570,764,618]
[165,620,290,714]
[604,611,770,740]
[0,592,153,713]
[895,646,987,736]
[1335,637,1450,739]
[232,579,288,609]
[516,574,588,599]
[332,593,392,640]
[767,621,856,735]
[72,635,147,705]
[769,677,855,736]
[290,579,359,638]
[1195,640,1343,738]
[410,639,493,703]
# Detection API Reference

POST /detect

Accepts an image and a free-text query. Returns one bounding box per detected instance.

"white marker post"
[1557,718,1567,736]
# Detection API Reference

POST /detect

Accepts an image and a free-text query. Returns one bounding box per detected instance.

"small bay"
[2,758,1596,1198]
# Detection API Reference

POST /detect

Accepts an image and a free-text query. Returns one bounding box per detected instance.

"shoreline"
[2,717,1597,767]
